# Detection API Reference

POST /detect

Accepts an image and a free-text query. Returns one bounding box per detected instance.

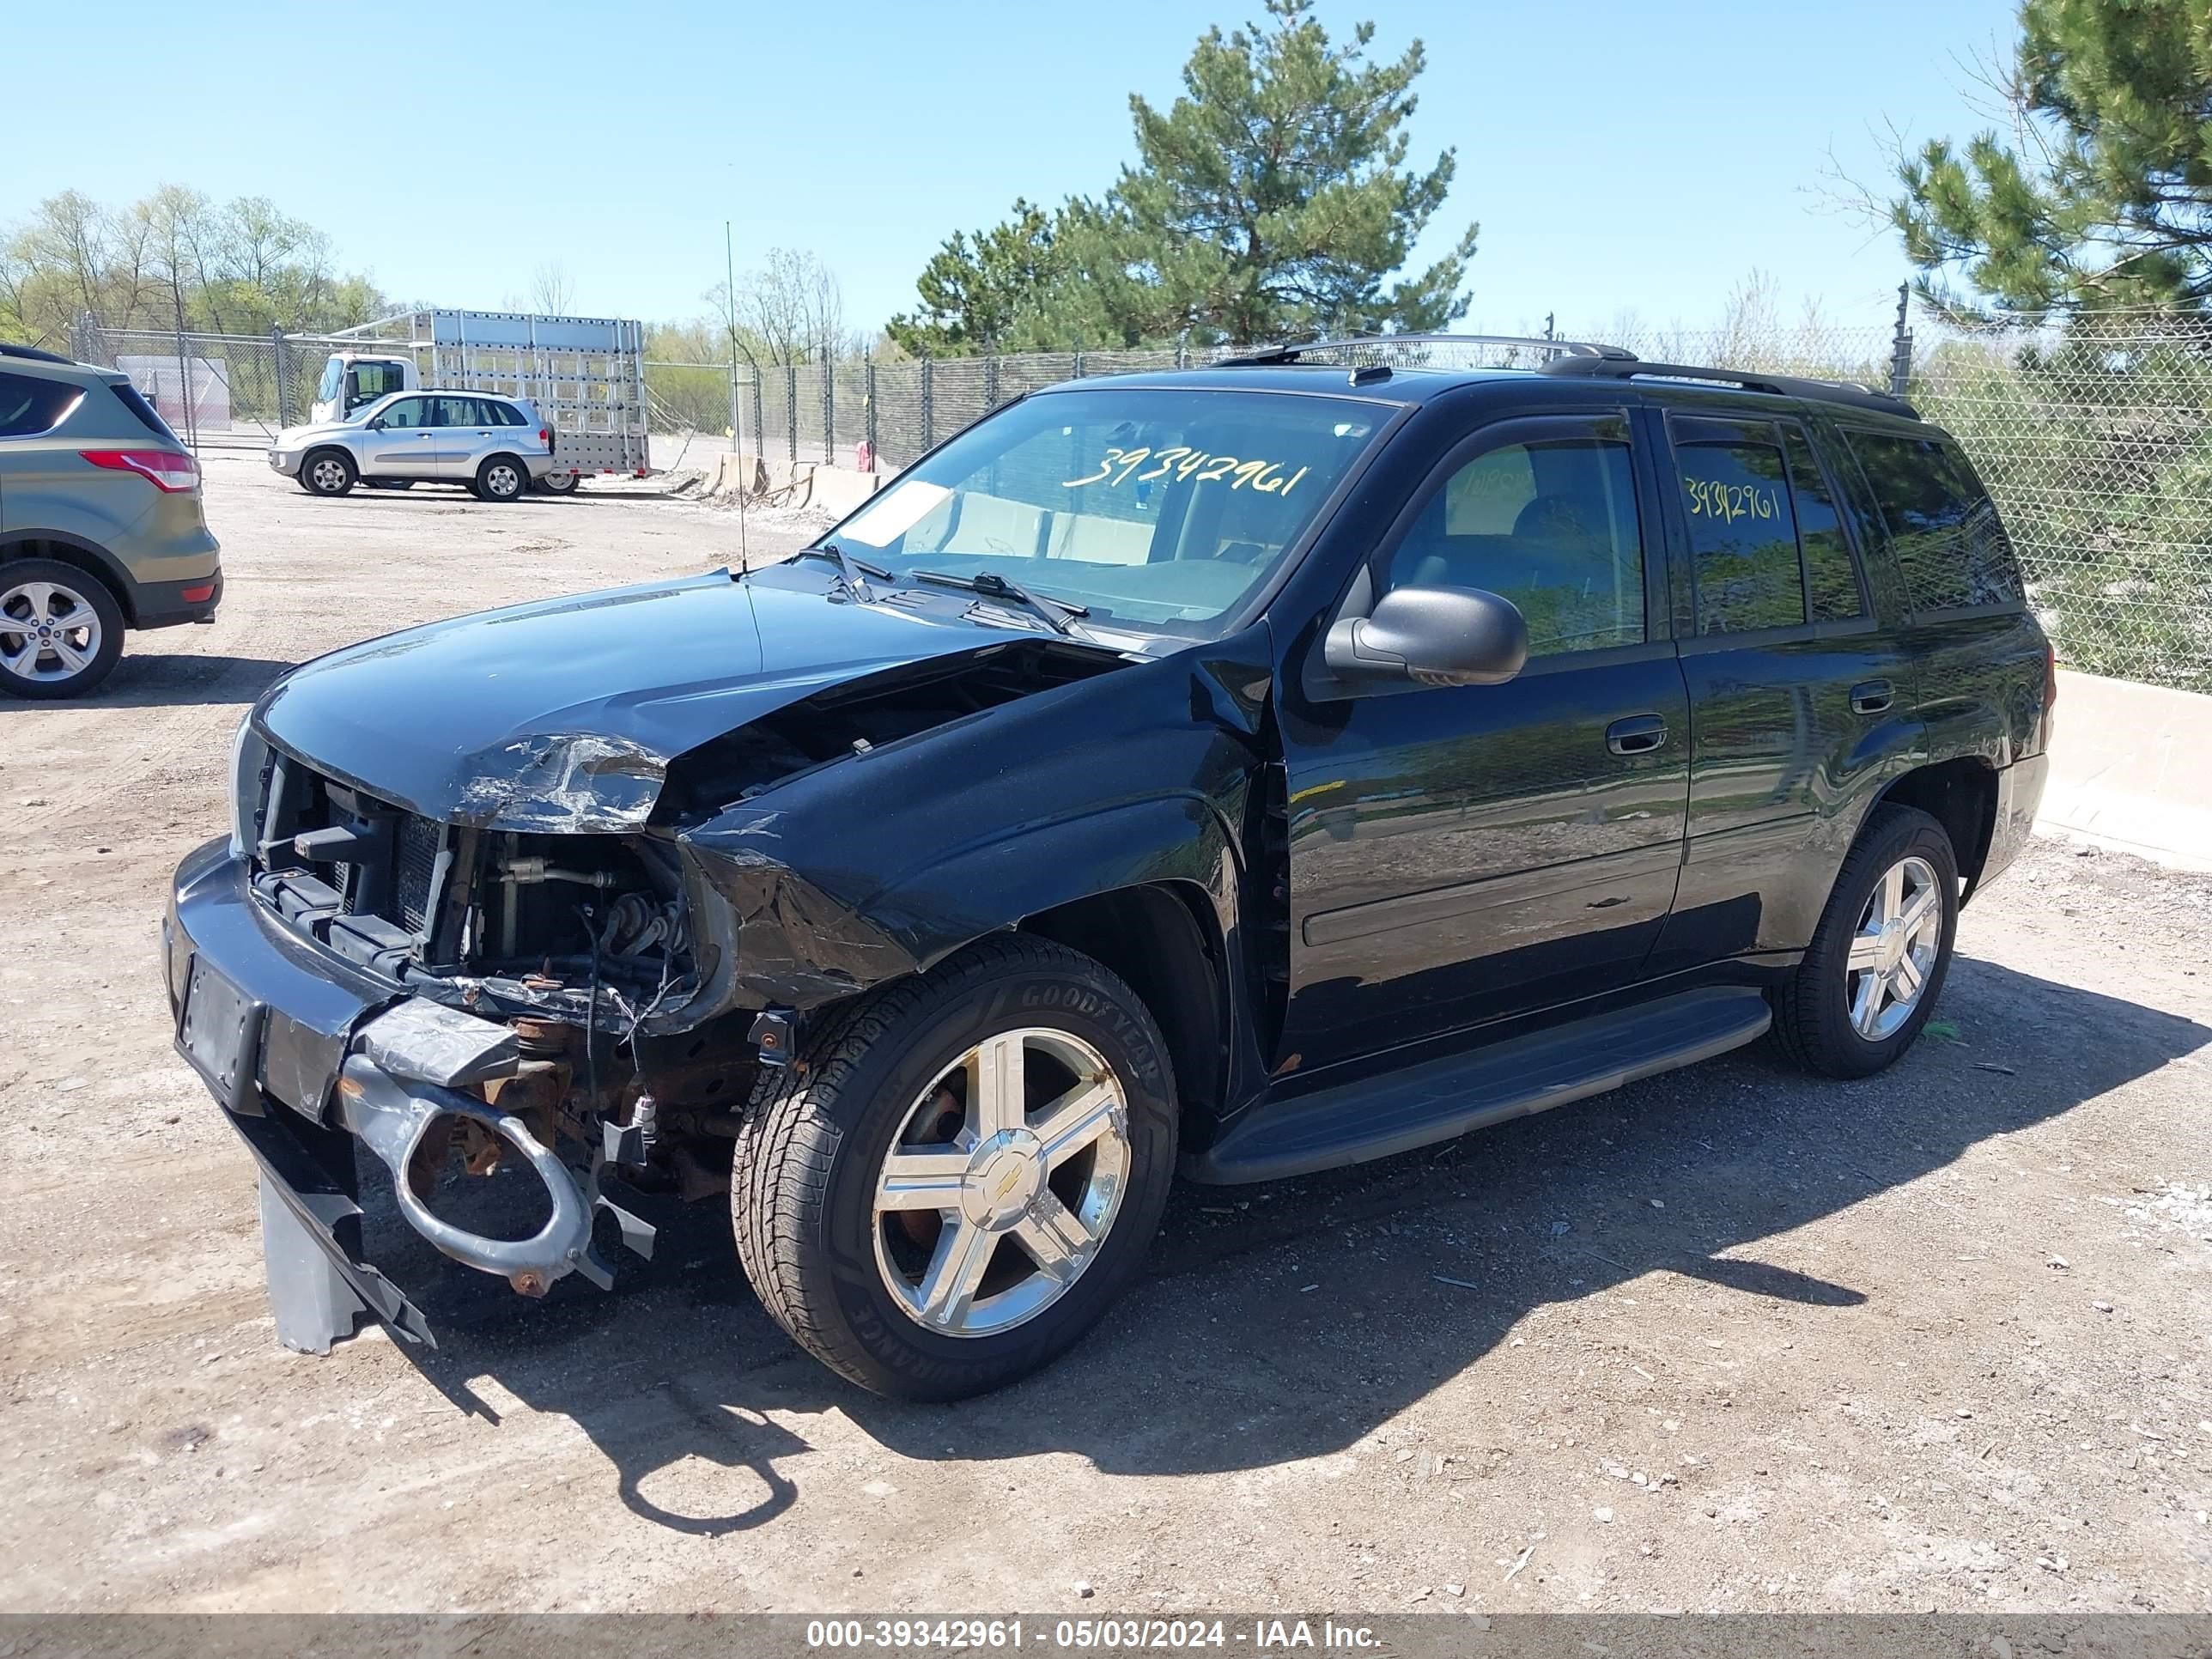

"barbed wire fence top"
[70,302,2212,691]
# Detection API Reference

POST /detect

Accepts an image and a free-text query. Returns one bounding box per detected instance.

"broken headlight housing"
[228,714,269,860]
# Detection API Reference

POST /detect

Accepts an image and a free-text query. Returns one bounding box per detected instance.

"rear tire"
[473,454,528,502]
[301,449,356,497]
[0,558,126,700]
[1771,804,1960,1079]
[730,936,1178,1401]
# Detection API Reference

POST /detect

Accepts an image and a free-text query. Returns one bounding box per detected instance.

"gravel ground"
[0,453,2207,1615]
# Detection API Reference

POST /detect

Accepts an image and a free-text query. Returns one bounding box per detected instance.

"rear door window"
[1672,416,1874,635]
[1674,427,1806,634]
[1843,430,2023,611]
[1786,430,1866,621]
[0,372,86,438]
[429,396,484,427]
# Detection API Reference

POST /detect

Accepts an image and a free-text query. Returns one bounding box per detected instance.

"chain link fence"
[70,317,331,449]
[1909,311,2212,692]
[67,303,2212,690]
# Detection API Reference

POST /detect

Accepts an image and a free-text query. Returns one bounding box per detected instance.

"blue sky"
[7,0,2019,342]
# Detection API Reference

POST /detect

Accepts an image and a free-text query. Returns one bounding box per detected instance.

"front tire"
[473,454,528,501]
[730,936,1178,1401]
[301,448,356,496]
[1772,804,1960,1079]
[0,559,125,700]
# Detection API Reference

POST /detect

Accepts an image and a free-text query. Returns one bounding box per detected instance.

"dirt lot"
[2,450,2209,1615]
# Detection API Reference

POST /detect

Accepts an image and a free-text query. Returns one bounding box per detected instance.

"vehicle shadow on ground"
[93,653,295,707]
[371,956,2206,1535]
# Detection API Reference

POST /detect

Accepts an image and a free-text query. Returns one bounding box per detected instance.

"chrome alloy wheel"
[872,1028,1131,1338]
[1845,854,1943,1041]
[0,580,101,684]
[309,456,349,492]
[484,461,524,498]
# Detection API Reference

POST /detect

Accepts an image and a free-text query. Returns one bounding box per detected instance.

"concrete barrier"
[703,452,883,514]
[2036,668,2212,872]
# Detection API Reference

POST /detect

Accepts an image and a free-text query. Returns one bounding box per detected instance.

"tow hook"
[337,999,656,1295]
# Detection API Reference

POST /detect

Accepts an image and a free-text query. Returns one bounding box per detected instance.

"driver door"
[1275,410,1692,1070]
[356,395,437,478]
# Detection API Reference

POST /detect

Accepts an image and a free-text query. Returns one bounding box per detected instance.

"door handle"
[1850,679,1895,715]
[1606,714,1667,756]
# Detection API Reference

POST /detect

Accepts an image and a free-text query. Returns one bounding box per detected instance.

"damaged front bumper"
[164,836,651,1354]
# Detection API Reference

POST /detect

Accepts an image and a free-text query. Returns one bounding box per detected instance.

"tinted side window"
[1845,431,2024,611]
[110,381,179,442]
[1382,432,1645,657]
[429,396,483,427]
[492,400,526,427]
[1677,439,1806,634]
[0,372,85,438]
[1786,431,1865,621]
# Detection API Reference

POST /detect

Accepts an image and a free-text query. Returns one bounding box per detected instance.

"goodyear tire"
[730,936,1177,1401]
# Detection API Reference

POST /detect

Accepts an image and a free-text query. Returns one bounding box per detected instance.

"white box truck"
[301,309,648,492]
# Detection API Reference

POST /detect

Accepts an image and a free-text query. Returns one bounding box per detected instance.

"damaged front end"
[175,620,1151,1353]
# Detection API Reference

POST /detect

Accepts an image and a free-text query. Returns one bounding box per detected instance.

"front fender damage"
[660,629,1274,1024]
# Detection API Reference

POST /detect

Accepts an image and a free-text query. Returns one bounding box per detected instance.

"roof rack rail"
[0,341,76,366]
[1219,331,1637,367]
[1538,355,1918,419]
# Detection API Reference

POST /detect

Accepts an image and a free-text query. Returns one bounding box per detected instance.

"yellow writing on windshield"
[1684,477,1780,524]
[1064,447,1310,495]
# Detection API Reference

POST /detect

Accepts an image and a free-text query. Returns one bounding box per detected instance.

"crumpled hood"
[256,569,1079,831]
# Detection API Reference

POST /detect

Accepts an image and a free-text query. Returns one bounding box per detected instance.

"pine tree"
[1893,0,2212,312]
[1102,0,1477,343]
[888,0,1478,352]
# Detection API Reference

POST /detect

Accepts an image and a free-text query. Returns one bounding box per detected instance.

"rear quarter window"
[0,371,86,438]
[1845,430,2023,612]
[109,380,180,443]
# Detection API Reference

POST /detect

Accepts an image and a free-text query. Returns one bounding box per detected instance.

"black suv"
[165,337,2051,1400]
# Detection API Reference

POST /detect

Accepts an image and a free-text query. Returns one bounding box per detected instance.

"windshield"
[826,386,1386,638]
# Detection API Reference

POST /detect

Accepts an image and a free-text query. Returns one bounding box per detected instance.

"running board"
[1186,986,1772,1184]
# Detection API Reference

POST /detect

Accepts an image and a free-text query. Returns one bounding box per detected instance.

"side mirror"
[364,416,386,430]
[1323,585,1528,689]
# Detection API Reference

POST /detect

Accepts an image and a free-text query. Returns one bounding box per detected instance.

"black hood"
[256,568,1118,831]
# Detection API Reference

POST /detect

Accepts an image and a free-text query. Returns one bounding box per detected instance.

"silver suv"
[270,391,556,502]
[0,343,222,699]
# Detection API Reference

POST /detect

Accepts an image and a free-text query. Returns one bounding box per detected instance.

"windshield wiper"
[911,568,1088,636]
[793,541,891,598]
